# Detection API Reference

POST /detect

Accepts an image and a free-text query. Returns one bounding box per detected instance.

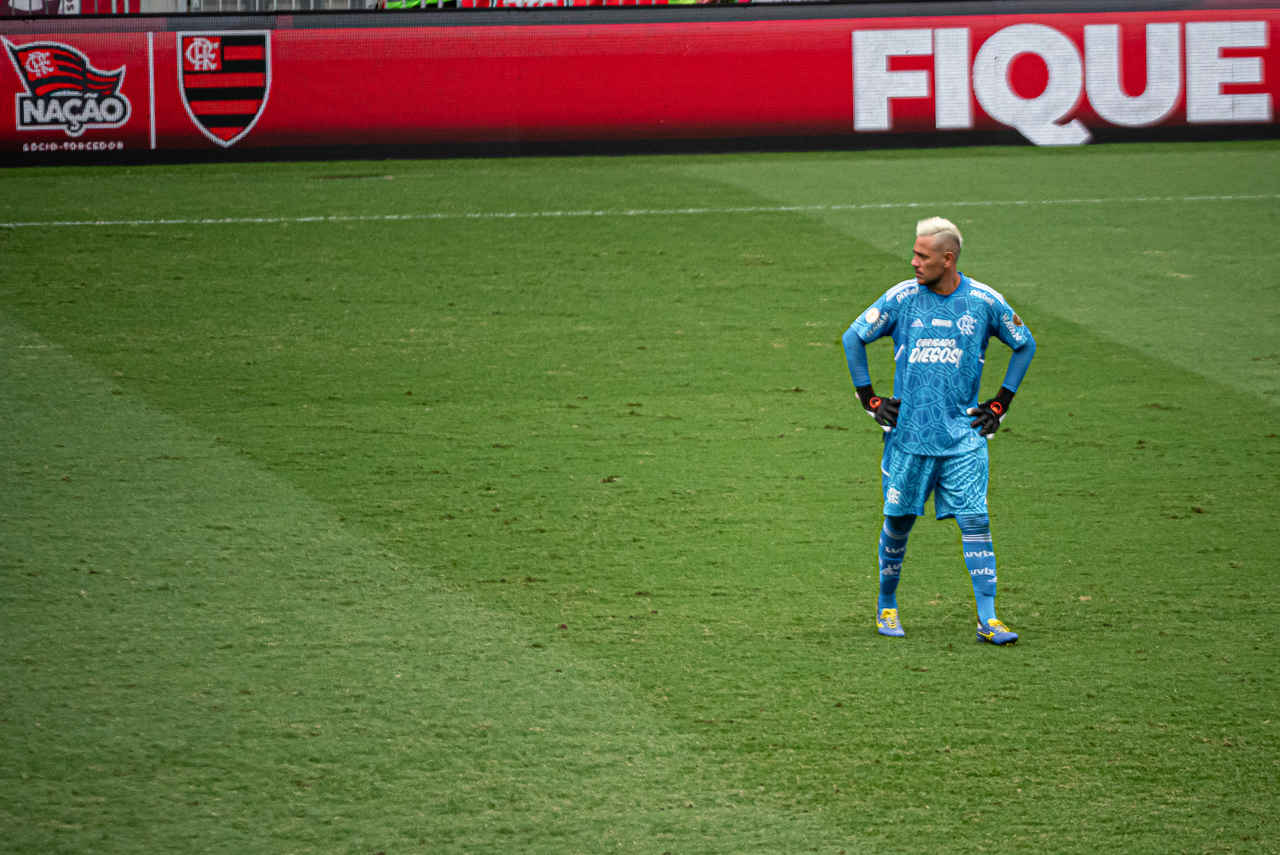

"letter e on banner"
[1186,21,1272,124]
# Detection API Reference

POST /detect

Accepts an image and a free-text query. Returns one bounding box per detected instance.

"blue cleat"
[877,608,905,638]
[976,618,1019,645]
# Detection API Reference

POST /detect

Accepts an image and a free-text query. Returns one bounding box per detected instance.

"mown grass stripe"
[2,192,1277,229]
[0,310,854,854]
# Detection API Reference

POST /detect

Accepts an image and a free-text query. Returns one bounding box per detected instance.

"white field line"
[2,193,1277,229]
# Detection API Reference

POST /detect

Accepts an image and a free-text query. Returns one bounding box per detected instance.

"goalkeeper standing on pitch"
[842,217,1036,645]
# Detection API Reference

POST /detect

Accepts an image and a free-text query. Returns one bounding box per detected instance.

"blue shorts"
[880,439,989,520]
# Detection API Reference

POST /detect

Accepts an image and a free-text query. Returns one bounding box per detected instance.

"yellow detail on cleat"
[877,608,905,637]
[977,618,1018,644]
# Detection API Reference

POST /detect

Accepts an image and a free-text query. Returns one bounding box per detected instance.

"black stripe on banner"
[194,113,258,127]
[220,35,266,47]
[218,60,266,73]
[185,87,266,101]
[31,74,83,90]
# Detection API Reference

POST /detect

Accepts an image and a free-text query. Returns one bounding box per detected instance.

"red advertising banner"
[2,7,1276,161]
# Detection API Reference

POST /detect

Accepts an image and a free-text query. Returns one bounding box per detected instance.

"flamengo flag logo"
[4,38,131,137]
[178,31,270,148]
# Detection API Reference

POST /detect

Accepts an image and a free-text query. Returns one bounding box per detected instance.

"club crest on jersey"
[4,38,131,137]
[178,31,270,148]
[957,313,978,335]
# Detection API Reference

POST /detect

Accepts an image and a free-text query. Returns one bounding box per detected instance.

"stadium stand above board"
[1,0,1276,162]
[5,0,1280,14]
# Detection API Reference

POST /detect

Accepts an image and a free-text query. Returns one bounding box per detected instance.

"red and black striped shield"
[178,32,270,148]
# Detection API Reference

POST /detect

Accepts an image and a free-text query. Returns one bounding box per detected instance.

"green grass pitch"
[2,140,1278,853]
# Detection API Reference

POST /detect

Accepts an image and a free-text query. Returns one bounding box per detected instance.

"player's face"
[911,235,951,288]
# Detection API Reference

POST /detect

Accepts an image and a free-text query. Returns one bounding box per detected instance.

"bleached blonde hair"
[916,216,963,259]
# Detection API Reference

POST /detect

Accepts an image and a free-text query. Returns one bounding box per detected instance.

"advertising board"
[2,7,1275,161]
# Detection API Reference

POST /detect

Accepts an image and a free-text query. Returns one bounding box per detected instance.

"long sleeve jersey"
[843,273,1036,456]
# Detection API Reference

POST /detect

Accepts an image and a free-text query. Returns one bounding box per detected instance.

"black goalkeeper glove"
[967,387,1016,437]
[856,385,900,432]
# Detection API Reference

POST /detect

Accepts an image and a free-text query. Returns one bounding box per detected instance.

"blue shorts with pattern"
[880,437,989,519]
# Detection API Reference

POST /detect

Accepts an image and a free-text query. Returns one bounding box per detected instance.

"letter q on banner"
[973,23,1089,145]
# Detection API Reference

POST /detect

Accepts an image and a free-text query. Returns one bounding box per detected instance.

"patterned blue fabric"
[846,273,1035,457]
[880,440,989,519]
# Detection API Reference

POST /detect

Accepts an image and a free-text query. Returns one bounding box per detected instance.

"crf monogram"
[24,51,55,78]
[184,38,219,72]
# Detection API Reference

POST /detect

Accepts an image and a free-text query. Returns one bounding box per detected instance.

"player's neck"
[927,270,961,297]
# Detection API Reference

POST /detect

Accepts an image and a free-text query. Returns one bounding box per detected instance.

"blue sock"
[957,513,998,625]
[878,515,915,611]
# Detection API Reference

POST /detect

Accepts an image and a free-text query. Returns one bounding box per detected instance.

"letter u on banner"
[1084,23,1181,128]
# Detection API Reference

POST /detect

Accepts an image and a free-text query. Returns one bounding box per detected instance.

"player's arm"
[842,325,899,431]
[968,323,1036,437]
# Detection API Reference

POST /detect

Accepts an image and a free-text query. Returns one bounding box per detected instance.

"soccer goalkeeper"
[842,217,1036,645]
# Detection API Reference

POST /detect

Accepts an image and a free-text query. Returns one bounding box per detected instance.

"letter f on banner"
[853,29,932,131]
[852,28,973,134]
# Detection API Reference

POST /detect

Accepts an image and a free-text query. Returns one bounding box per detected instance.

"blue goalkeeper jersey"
[847,273,1035,456]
